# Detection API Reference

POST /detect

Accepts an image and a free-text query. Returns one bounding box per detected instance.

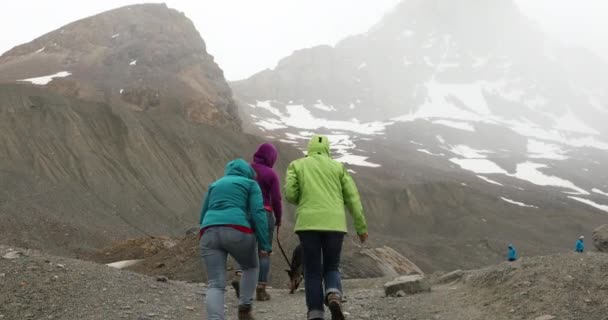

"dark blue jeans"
[298,231,345,319]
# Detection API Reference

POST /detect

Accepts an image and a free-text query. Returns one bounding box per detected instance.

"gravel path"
[3,245,608,320]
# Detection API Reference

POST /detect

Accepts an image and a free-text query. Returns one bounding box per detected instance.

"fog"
[0,0,607,80]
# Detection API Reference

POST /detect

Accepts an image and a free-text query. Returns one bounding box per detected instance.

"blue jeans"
[236,211,275,283]
[201,227,259,320]
[298,231,345,320]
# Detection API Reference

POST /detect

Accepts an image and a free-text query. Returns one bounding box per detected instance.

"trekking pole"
[275,226,292,268]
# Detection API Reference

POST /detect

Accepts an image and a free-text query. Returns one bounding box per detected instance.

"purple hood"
[253,143,278,168]
[251,143,282,225]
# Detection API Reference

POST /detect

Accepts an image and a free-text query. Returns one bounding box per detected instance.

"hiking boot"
[327,293,345,320]
[238,304,255,320]
[256,284,271,301]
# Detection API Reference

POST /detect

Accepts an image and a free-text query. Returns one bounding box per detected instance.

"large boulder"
[384,275,431,297]
[592,225,608,252]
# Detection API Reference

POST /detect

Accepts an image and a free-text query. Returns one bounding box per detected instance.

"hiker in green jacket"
[285,135,368,320]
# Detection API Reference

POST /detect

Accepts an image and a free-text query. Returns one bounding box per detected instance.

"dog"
[286,244,303,294]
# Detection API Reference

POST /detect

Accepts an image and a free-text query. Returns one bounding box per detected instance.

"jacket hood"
[224,159,255,179]
[253,143,278,167]
[307,135,330,157]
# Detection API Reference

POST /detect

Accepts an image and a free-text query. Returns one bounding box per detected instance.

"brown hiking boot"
[238,304,255,320]
[256,284,271,301]
[327,293,345,320]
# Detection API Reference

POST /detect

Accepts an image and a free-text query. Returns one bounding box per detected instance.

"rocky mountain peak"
[0,3,241,129]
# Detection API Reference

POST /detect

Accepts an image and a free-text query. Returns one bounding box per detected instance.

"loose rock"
[384,275,431,297]
[438,270,464,284]
[592,225,608,252]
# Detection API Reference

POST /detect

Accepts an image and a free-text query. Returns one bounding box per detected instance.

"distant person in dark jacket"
[575,236,585,253]
[507,244,518,262]
[199,159,272,320]
[232,143,283,301]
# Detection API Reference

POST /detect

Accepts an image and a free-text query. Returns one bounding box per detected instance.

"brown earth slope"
[0,83,301,256]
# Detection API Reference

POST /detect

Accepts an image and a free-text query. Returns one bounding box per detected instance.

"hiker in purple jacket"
[232,143,283,301]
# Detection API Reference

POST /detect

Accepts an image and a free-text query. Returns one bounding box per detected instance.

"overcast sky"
[1,1,607,80]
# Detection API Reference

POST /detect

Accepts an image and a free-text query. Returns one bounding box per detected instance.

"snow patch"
[436,135,446,144]
[35,47,45,53]
[312,101,337,112]
[119,89,124,94]
[433,120,475,132]
[250,100,283,117]
[17,71,71,85]
[417,149,444,156]
[106,259,142,269]
[256,119,288,130]
[448,145,491,159]
[334,154,381,168]
[112,33,120,38]
[357,62,367,70]
[410,141,424,146]
[279,103,388,135]
[512,162,589,195]
[527,139,568,160]
[500,197,538,208]
[130,60,137,66]
[450,158,508,175]
[592,188,608,197]
[569,197,608,213]
[472,57,488,68]
[554,111,599,135]
[477,175,504,186]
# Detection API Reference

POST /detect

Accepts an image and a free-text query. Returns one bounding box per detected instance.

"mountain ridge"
[0,3,241,129]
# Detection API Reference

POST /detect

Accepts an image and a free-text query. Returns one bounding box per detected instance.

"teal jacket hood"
[224,158,255,179]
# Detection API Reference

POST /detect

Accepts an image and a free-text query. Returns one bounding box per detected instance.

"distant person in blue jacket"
[575,236,585,253]
[507,244,518,262]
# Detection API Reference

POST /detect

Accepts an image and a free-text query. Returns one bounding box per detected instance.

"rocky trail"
[3,245,608,320]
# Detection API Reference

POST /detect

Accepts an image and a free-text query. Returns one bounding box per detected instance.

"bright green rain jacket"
[285,135,368,235]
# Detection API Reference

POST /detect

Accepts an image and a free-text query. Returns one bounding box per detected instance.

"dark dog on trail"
[286,244,303,294]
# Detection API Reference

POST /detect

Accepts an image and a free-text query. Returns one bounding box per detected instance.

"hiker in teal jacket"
[507,244,518,262]
[199,159,271,320]
[575,236,585,253]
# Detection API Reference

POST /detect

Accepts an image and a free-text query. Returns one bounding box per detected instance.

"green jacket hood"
[224,159,255,179]
[307,135,330,156]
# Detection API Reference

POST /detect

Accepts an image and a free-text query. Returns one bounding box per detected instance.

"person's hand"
[358,233,368,244]
[259,250,270,257]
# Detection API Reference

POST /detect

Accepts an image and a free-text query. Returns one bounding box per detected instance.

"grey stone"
[438,270,464,284]
[384,275,431,297]
[2,251,23,259]
[592,225,608,252]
